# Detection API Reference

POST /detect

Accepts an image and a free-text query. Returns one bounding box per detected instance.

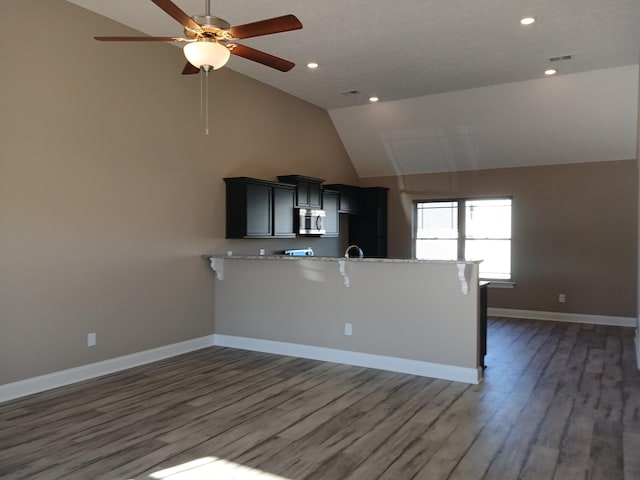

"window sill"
[482,280,516,289]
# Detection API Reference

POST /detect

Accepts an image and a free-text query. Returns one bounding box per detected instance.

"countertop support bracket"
[457,262,471,295]
[209,257,224,280]
[338,259,350,287]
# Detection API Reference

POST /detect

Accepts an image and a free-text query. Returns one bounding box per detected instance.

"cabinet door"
[245,182,272,237]
[348,187,388,257]
[307,183,322,208]
[273,186,295,237]
[339,188,360,214]
[277,175,324,209]
[323,184,361,214]
[296,182,310,207]
[322,190,339,237]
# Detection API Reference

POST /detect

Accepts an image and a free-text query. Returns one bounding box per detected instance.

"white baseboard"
[488,308,635,327]
[0,335,216,404]
[213,334,481,384]
[0,331,483,404]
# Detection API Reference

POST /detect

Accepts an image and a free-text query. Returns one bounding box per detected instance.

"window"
[415,198,512,280]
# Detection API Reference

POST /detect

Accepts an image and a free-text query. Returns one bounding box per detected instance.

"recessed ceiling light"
[369,97,379,103]
[545,69,557,76]
[520,17,535,25]
[307,62,319,69]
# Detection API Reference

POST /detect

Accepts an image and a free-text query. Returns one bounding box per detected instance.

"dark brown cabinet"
[224,177,295,239]
[224,175,387,252]
[479,283,488,368]
[277,175,324,209]
[244,181,272,237]
[348,187,388,258]
[322,190,339,237]
[323,184,361,214]
[273,184,296,237]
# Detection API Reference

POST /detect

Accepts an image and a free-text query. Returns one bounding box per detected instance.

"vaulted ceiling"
[68,0,640,177]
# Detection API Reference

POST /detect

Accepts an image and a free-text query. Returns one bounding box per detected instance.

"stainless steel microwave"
[297,208,326,235]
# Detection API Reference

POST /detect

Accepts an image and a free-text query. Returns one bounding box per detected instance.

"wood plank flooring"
[1,317,639,479]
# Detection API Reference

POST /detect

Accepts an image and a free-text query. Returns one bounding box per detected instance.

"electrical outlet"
[344,323,352,336]
[558,293,566,303]
[87,332,97,347]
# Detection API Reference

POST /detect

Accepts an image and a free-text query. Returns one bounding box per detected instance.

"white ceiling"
[67,0,640,177]
[66,0,640,110]
[331,65,639,177]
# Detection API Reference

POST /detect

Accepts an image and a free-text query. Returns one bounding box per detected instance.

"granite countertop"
[203,254,482,265]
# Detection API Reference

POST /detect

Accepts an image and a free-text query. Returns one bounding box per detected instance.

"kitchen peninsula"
[207,255,483,384]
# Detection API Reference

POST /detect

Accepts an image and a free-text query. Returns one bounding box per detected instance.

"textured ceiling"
[67,0,640,110]
[65,1,640,177]
[330,66,638,177]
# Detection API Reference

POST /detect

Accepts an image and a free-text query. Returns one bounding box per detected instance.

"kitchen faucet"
[345,245,364,258]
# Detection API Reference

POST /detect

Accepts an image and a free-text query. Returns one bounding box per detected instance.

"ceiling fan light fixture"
[184,40,230,70]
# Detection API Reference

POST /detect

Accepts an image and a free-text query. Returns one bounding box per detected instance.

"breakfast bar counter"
[206,255,483,383]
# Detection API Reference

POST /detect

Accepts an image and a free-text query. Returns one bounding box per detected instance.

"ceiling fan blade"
[95,36,180,42]
[228,15,302,40]
[182,62,200,75]
[150,0,201,32]
[231,44,295,72]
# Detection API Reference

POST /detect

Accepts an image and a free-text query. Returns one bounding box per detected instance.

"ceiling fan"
[94,0,303,73]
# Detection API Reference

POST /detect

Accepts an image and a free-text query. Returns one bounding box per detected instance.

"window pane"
[466,199,511,239]
[465,239,511,279]
[414,198,512,280]
[416,239,457,260]
[416,201,457,239]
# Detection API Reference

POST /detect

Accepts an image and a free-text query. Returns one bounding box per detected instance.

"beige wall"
[637,56,640,355]
[0,0,358,384]
[214,258,480,371]
[360,160,638,317]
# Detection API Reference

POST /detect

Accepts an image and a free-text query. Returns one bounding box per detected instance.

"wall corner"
[637,59,640,369]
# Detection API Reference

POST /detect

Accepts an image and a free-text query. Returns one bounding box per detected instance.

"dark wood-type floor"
[1,317,639,479]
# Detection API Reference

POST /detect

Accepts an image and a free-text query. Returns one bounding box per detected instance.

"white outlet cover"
[87,332,97,347]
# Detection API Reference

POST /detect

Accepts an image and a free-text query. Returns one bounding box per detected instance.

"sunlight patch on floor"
[148,457,291,480]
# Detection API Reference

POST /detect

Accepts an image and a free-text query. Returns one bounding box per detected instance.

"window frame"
[413,196,513,281]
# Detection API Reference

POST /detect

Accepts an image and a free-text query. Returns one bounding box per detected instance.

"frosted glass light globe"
[184,41,230,70]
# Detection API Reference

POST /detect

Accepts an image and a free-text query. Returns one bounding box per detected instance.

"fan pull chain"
[205,69,210,136]
[200,69,204,118]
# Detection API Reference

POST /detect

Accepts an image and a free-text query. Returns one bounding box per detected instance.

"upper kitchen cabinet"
[224,177,296,239]
[272,184,296,237]
[277,175,324,209]
[322,189,340,237]
[323,184,361,214]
